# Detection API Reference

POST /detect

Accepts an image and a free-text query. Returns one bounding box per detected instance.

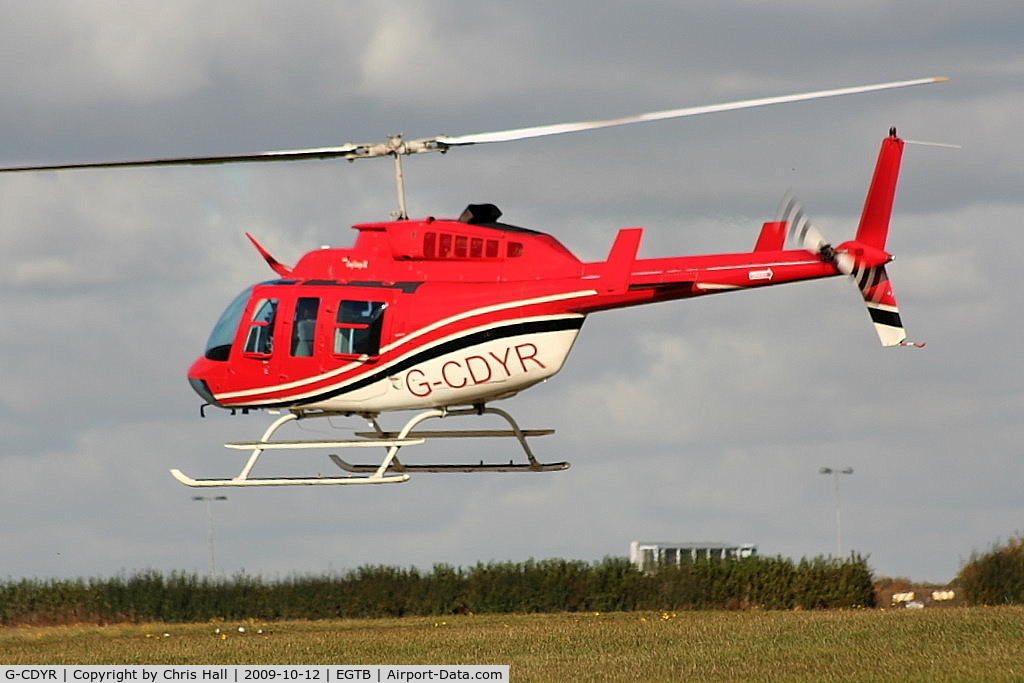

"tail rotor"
[776,191,855,275]
[776,191,919,347]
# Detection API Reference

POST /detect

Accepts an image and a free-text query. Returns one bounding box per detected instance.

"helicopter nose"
[188,376,219,406]
[187,356,224,407]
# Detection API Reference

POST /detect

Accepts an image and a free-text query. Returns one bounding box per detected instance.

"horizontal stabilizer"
[753,221,787,252]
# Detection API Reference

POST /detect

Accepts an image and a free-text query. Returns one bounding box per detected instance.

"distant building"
[629,541,757,572]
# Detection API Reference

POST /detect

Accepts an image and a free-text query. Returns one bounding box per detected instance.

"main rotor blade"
[0,76,946,173]
[434,77,947,147]
[0,144,365,173]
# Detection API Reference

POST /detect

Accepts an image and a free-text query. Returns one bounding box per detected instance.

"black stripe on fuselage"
[258,316,585,409]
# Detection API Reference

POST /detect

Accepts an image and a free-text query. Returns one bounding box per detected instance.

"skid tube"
[170,405,567,487]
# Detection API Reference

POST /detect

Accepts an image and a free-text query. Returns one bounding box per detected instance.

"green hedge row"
[0,555,874,625]
[957,535,1024,605]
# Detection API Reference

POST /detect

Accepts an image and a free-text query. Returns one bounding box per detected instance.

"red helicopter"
[0,77,945,486]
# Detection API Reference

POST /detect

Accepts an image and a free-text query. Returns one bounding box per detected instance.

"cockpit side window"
[243,298,278,355]
[334,300,386,356]
[290,297,320,357]
[204,286,253,361]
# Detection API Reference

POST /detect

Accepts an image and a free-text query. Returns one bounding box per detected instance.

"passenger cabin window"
[243,298,277,355]
[290,297,319,357]
[334,300,386,357]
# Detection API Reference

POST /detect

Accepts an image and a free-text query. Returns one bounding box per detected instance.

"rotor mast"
[388,136,409,220]
[344,133,442,220]
[392,148,407,220]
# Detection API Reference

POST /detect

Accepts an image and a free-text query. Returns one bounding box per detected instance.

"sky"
[0,1,1020,585]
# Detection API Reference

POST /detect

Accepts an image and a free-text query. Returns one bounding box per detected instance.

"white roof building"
[629,541,757,572]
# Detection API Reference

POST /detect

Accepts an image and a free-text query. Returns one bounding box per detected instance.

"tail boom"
[579,131,922,346]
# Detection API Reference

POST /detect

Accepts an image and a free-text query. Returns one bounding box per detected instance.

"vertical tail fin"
[780,131,922,347]
[853,130,924,346]
[855,129,904,250]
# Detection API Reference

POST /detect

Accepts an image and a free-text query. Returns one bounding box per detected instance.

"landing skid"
[329,456,568,474]
[170,405,567,487]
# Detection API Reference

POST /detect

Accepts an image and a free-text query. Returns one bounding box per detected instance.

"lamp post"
[193,495,227,580]
[819,467,853,557]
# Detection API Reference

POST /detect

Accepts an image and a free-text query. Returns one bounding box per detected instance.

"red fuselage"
[190,130,912,415]
[187,207,844,415]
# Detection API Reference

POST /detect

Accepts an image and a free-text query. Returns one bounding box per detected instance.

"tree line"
[0,555,875,625]
[957,534,1024,605]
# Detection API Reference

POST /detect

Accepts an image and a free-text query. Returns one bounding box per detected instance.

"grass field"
[3,608,1024,680]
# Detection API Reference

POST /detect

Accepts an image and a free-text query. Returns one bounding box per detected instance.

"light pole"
[193,495,227,580]
[819,467,853,557]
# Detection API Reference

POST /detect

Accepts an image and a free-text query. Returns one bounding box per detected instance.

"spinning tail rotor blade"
[775,191,858,273]
[777,191,827,253]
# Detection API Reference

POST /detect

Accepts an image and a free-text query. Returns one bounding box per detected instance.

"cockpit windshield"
[204,286,253,361]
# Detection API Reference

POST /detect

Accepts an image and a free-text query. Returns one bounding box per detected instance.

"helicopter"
[0,77,946,486]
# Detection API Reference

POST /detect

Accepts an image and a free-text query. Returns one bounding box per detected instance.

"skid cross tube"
[170,405,566,487]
